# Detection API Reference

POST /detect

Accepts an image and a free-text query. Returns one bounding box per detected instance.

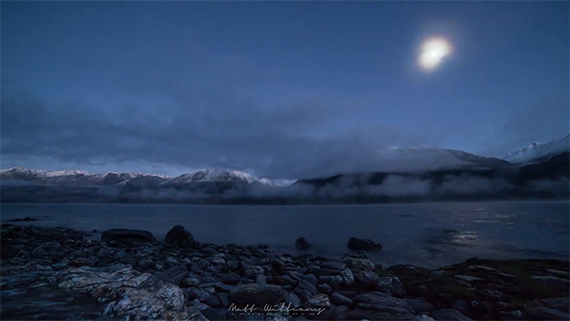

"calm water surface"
[1,201,568,268]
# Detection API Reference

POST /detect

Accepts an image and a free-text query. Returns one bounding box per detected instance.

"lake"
[1,201,568,268]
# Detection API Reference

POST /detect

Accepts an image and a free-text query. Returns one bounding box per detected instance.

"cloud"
[1,87,428,180]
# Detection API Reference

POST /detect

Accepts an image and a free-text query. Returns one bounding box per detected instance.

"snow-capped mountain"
[0,168,169,186]
[159,168,271,187]
[503,135,570,163]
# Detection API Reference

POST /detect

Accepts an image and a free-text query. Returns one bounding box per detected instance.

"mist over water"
[1,201,568,268]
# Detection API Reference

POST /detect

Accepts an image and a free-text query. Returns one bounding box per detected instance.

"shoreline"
[1,223,569,320]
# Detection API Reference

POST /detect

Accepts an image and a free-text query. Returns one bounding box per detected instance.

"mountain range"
[1,135,568,204]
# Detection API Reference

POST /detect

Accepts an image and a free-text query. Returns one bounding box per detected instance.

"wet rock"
[304,274,319,286]
[331,293,353,306]
[498,310,524,320]
[31,242,63,259]
[151,265,188,286]
[454,275,484,283]
[164,225,198,249]
[205,294,221,307]
[285,291,302,306]
[201,307,224,320]
[295,279,319,301]
[243,264,264,278]
[471,300,491,314]
[318,283,333,294]
[531,275,570,290]
[354,270,381,290]
[342,257,376,271]
[417,315,436,321]
[377,276,405,296]
[218,292,230,308]
[432,309,473,321]
[307,293,330,309]
[229,284,286,306]
[295,237,311,250]
[405,299,434,313]
[451,300,469,313]
[9,216,36,222]
[347,237,382,251]
[525,306,569,320]
[340,268,354,285]
[352,291,414,313]
[101,229,155,245]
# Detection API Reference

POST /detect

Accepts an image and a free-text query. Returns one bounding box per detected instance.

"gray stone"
[451,300,469,313]
[295,237,311,250]
[352,291,414,313]
[164,225,198,249]
[453,275,484,283]
[307,293,330,309]
[417,315,436,321]
[304,274,319,286]
[330,293,353,306]
[531,275,570,290]
[217,292,230,308]
[229,284,286,306]
[347,237,382,251]
[432,309,473,321]
[204,295,221,308]
[405,299,434,313]
[256,274,267,285]
[340,268,354,285]
[318,283,333,294]
[342,257,376,271]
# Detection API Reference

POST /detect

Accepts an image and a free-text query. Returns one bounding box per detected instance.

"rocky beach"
[1,223,569,321]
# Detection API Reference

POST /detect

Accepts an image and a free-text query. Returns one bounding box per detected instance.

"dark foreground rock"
[1,224,569,321]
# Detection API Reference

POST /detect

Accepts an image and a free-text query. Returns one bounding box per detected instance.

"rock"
[540,297,570,312]
[200,282,235,293]
[151,265,188,286]
[531,275,570,290]
[153,261,165,271]
[31,242,63,259]
[295,279,319,301]
[318,283,333,294]
[217,292,230,308]
[114,250,126,259]
[211,257,225,265]
[526,307,569,320]
[340,268,354,285]
[417,315,436,321]
[453,275,484,283]
[430,270,448,278]
[498,310,524,320]
[204,295,221,308]
[101,229,155,245]
[295,237,311,250]
[471,300,491,314]
[285,291,302,306]
[304,274,319,286]
[432,309,473,321]
[9,216,36,222]
[186,307,209,321]
[467,265,499,273]
[347,237,382,251]
[307,293,330,308]
[354,270,381,290]
[243,264,264,278]
[342,257,376,271]
[546,269,570,278]
[352,291,414,313]
[229,284,286,306]
[156,283,186,311]
[201,307,224,320]
[479,288,503,301]
[256,275,267,285]
[377,276,405,296]
[405,299,434,313]
[451,300,469,313]
[331,293,353,306]
[164,225,198,249]
[388,264,423,276]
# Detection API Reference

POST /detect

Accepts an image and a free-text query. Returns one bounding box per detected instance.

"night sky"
[2,2,568,179]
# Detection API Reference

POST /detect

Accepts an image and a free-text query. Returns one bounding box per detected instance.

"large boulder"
[295,237,311,250]
[229,284,286,306]
[101,229,155,245]
[164,225,198,249]
[347,237,382,251]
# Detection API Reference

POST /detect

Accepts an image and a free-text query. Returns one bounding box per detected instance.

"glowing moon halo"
[418,37,452,71]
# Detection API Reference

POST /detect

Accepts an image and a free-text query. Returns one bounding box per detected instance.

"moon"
[418,37,452,71]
